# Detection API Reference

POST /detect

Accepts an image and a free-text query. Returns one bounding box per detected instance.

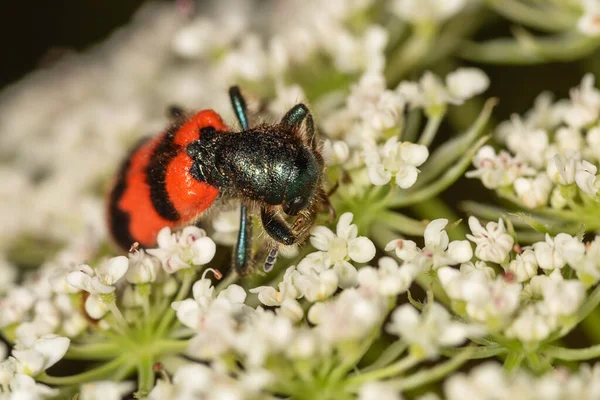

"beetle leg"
[233,201,253,275]
[229,86,250,131]
[281,104,317,149]
[261,207,297,246]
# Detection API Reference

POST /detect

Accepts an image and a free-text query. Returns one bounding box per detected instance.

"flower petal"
[348,237,376,263]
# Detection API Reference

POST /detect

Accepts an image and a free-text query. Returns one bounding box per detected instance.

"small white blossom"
[357,257,420,297]
[125,249,160,284]
[547,152,580,185]
[391,0,466,23]
[507,249,538,282]
[505,304,556,343]
[364,137,429,188]
[466,217,514,264]
[533,233,585,271]
[147,226,216,273]
[250,267,303,321]
[66,256,129,295]
[386,219,472,271]
[563,74,600,128]
[541,275,586,317]
[359,382,403,400]
[445,68,490,102]
[578,0,600,37]
[80,381,135,400]
[12,335,70,377]
[387,303,483,359]
[513,173,552,208]
[322,139,351,166]
[172,273,247,331]
[499,115,549,169]
[575,159,600,194]
[466,145,536,189]
[307,212,376,289]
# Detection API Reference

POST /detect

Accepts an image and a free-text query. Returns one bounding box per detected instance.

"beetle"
[107,86,327,273]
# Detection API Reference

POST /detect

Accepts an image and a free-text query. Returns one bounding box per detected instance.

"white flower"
[250,266,303,321]
[541,275,586,317]
[563,74,600,128]
[172,274,247,331]
[364,137,429,188]
[2,372,58,399]
[125,249,160,284]
[578,0,600,37]
[513,173,553,209]
[66,256,129,295]
[12,335,70,377]
[466,217,514,264]
[80,381,135,400]
[268,82,306,116]
[586,125,600,162]
[575,159,600,194]
[445,68,490,101]
[547,152,580,185]
[505,304,556,343]
[466,145,536,189]
[307,212,376,288]
[387,303,483,359]
[236,309,295,366]
[386,219,472,271]
[327,25,389,74]
[295,264,339,302]
[507,249,538,282]
[147,226,216,273]
[0,287,36,328]
[357,257,420,297]
[398,69,488,115]
[444,362,521,400]
[575,237,600,286]
[533,233,585,271]
[391,0,466,23]
[555,126,584,153]
[499,114,549,169]
[315,288,387,344]
[359,382,403,400]
[322,139,350,166]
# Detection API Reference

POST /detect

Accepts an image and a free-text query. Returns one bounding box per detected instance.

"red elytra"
[107,110,226,249]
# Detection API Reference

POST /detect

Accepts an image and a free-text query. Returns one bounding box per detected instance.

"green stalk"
[155,271,195,338]
[37,356,127,385]
[361,341,408,373]
[543,344,600,361]
[385,347,474,391]
[65,342,121,360]
[136,353,155,396]
[418,114,444,147]
[345,355,421,387]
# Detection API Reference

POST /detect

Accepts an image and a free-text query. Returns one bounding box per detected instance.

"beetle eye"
[285,197,306,216]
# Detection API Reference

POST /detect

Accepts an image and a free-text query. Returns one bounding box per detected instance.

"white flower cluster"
[468,74,600,209]
[0,226,216,347]
[0,335,70,400]
[434,217,589,343]
[444,361,600,400]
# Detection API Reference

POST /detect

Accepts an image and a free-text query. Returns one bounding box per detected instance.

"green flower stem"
[503,351,525,372]
[416,98,496,189]
[37,356,128,385]
[543,344,600,361]
[401,109,423,143]
[573,283,600,332]
[155,271,195,338]
[385,23,438,86]
[136,353,155,396]
[329,328,382,383]
[112,361,136,381]
[389,136,489,208]
[346,355,421,387]
[154,339,189,354]
[439,345,507,359]
[375,212,426,236]
[580,306,600,343]
[361,341,408,373]
[108,302,129,331]
[459,31,600,65]
[215,271,239,294]
[485,0,575,32]
[385,347,475,391]
[65,342,121,360]
[418,114,444,147]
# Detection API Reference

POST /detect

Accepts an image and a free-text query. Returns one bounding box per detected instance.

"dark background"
[0,0,152,90]
[0,1,593,123]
